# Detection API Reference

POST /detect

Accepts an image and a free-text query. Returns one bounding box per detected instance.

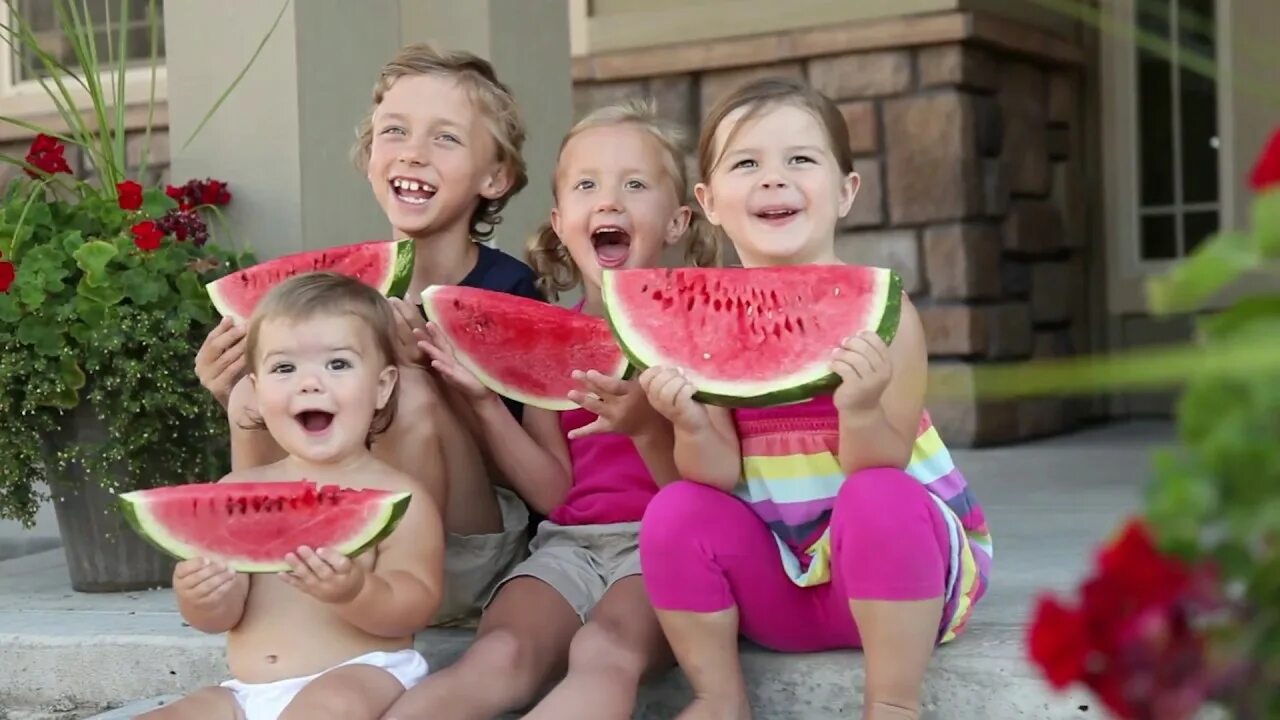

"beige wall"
[1221,0,1278,232]
[166,0,572,263]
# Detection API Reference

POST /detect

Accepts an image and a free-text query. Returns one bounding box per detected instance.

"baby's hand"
[415,323,495,402]
[831,331,893,416]
[639,367,709,433]
[173,558,241,609]
[280,546,369,604]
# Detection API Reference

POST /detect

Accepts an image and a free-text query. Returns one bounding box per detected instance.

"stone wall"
[572,14,1098,446]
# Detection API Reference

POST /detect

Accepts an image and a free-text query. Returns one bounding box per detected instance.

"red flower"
[116,180,144,211]
[0,258,14,293]
[198,179,232,206]
[165,183,192,210]
[1249,127,1280,192]
[24,133,73,178]
[1028,595,1092,688]
[165,178,232,210]
[131,221,164,252]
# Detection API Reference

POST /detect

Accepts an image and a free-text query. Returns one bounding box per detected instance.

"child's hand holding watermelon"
[565,370,664,439]
[172,557,248,633]
[830,331,894,416]
[638,367,709,433]
[279,545,374,605]
[194,317,247,409]
[416,322,498,403]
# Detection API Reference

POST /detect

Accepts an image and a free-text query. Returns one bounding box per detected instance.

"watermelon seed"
[834,287,841,296]
[703,352,711,360]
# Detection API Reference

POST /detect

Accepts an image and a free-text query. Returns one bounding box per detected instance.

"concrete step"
[0,423,1181,719]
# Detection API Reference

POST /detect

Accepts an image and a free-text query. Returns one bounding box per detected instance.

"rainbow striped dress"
[731,394,992,642]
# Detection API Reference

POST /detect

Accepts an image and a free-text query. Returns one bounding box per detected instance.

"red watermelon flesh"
[119,481,411,573]
[601,264,903,407]
[206,239,415,324]
[420,285,628,411]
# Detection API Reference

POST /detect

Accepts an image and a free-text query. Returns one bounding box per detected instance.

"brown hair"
[697,76,854,182]
[242,272,400,447]
[526,98,719,301]
[353,43,529,241]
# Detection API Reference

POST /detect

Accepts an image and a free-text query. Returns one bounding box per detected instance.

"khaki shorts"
[487,520,643,621]
[430,487,530,627]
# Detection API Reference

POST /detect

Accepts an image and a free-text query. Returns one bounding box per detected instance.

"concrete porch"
[0,421,1173,719]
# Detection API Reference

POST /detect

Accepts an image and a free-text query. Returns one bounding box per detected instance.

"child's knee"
[834,468,933,539]
[567,620,648,678]
[640,481,720,556]
[463,628,549,685]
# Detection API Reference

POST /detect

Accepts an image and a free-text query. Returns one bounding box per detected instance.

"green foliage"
[0,175,252,526]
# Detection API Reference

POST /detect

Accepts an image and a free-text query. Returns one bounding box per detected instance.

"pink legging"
[638,468,952,652]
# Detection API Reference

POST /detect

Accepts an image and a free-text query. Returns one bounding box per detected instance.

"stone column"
[164,0,572,263]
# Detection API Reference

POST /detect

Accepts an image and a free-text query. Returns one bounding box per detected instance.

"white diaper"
[220,648,429,720]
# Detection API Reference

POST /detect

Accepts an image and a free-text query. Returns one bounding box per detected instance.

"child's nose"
[594,193,622,213]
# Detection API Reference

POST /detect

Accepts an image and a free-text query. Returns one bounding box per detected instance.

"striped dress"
[732,394,992,642]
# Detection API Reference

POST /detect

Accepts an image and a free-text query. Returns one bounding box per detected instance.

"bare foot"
[864,700,920,720]
[675,697,753,720]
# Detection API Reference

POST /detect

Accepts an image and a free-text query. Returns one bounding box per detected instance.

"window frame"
[0,1,168,122]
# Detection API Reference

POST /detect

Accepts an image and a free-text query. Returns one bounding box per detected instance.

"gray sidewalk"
[0,421,1176,719]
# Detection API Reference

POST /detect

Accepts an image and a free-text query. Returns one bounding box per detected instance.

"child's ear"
[666,205,693,247]
[549,207,564,239]
[375,365,398,410]
[837,171,861,218]
[693,183,721,227]
[480,163,513,201]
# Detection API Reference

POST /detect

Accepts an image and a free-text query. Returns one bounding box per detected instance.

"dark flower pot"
[47,403,176,593]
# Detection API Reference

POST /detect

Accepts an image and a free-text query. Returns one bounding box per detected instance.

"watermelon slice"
[601,264,903,407]
[118,481,411,573]
[420,285,628,411]
[206,239,415,323]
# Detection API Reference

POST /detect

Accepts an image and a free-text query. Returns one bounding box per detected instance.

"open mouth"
[754,206,801,225]
[390,177,436,206]
[592,226,632,268]
[296,411,335,435]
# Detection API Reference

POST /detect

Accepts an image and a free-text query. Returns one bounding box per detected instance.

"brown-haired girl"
[382,98,716,719]
[636,77,993,720]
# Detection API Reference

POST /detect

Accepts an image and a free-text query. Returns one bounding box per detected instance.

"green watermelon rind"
[117,488,412,574]
[602,267,904,408]
[420,285,630,412]
[206,238,416,323]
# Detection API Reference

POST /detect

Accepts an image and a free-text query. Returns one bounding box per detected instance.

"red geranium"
[130,221,164,252]
[1249,127,1280,192]
[165,178,232,210]
[116,180,144,211]
[1027,518,1219,720]
[24,133,73,178]
[0,255,14,293]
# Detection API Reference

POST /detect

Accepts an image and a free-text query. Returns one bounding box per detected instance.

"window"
[1135,0,1220,262]
[1,0,167,118]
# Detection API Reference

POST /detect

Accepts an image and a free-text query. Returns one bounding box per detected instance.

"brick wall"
[573,17,1098,446]
[0,128,170,191]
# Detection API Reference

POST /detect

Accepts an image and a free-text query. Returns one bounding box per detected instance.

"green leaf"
[57,354,86,394]
[179,299,213,326]
[1254,189,1280,257]
[1198,295,1280,340]
[1146,231,1259,315]
[0,293,19,322]
[76,276,125,307]
[16,314,63,356]
[72,240,118,286]
[140,187,176,218]
[60,230,84,255]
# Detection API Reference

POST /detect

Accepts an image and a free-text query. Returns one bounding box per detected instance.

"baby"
[142,272,444,720]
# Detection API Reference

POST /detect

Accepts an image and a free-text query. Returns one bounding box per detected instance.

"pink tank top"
[547,407,659,526]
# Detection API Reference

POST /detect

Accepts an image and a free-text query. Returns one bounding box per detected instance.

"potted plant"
[0,0,276,591]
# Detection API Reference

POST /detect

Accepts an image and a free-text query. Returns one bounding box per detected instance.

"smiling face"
[696,102,858,268]
[250,314,397,466]
[365,73,511,239]
[549,123,691,291]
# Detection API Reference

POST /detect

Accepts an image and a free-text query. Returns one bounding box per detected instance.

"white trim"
[0,2,168,120]
[1102,0,1227,314]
